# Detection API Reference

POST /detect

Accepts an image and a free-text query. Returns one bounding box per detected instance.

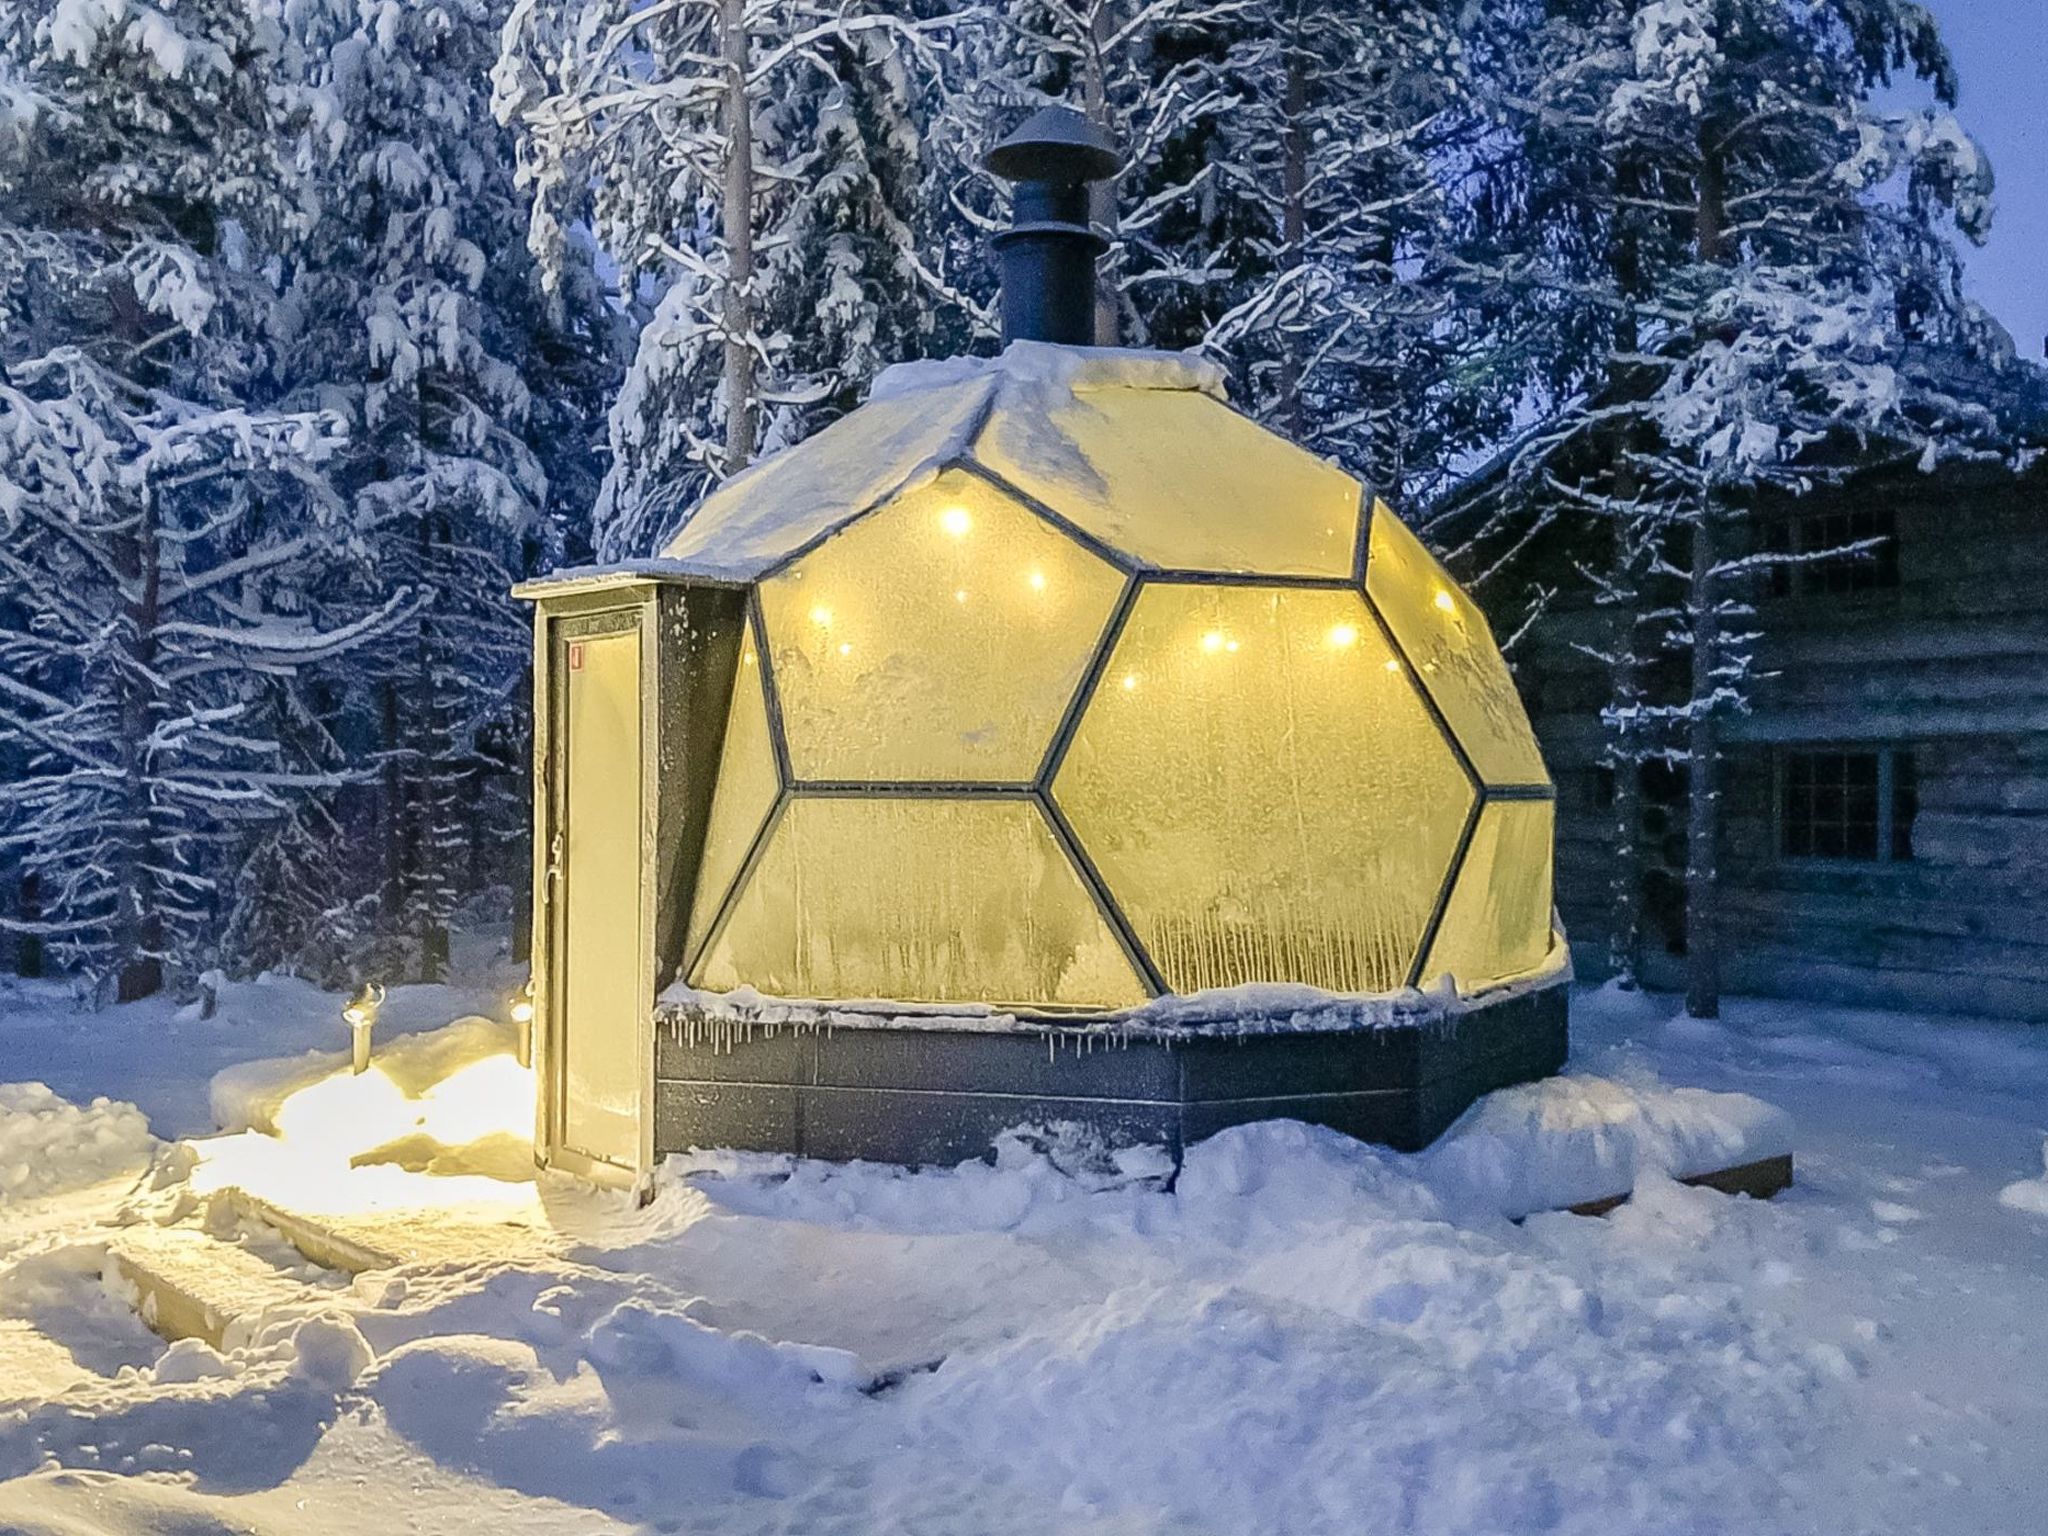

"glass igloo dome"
[661,341,1558,1015]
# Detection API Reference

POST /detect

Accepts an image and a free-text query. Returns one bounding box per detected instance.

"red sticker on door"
[568,642,584,671]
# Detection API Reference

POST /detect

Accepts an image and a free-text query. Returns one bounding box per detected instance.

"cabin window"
[1779,747,1917,862]
[1765,505,1899,597]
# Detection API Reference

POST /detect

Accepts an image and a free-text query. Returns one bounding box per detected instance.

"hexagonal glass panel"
[683,629,781,965]
[1365,501,1550,788]
[758,469,1128,783]
[1055,583,1474,995]
[976,388,1361,577]
[1420,799,1556,991]
[690,796,1148,1009]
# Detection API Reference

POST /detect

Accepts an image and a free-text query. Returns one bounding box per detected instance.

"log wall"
[1516,460,2048,1022]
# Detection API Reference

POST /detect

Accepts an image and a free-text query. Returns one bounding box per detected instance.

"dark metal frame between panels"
[683,446,1555,1007]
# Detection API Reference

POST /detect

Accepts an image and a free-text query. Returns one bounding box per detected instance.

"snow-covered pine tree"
[237,0,617,981]
[934,0,1262,355]
[495,0,946,559]
[1469,0,2015,1014]
[1198,0,1485,497]
[0,0,405,998]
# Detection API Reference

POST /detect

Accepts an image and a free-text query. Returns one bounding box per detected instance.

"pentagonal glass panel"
[691,796,1148,1009]
[1054,583,1473,995]
[661,376,996,579]
[684,629,781,964]
[759,469,1127,782]
[1365,501,1550,787]
[1421,799,1556,991]
[975,388,1360,578]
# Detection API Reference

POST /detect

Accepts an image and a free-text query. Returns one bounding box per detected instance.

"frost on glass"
[1365,501,1550,788]
[758,469,1127,783]
[683,632,782,965]
[1054,584,1473,995]
[975,388,1361,578]
[1421,799,1556,991]
[690,796,1148,1009]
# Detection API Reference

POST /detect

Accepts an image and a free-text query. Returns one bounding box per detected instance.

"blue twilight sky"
[1922,0,2048,359]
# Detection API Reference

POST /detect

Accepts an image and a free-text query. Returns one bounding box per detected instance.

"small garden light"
[510,980,536,1068]
[342,981,385,1075]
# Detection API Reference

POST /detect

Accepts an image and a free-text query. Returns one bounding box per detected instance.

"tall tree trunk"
[1603,154,1648,988]
[413,510,449,982]
[1276,37,1308,441]
[1605,517,1647,989]
[14,874,42,979]
[1083,1,1119,346]
[114,493,164,1002]
[1684,125,1730,1019]
[720,0,758,470]
[1683,503,1720,1018]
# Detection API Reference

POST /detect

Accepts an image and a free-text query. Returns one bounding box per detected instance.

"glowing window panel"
[1054,583,1473,995]
[976,388,1361,578]
[758,469,1126,782]
[1365,502,1550,788]
[1420,799,1555,991]
[683,631,781,964]
[691,796,1148,1009]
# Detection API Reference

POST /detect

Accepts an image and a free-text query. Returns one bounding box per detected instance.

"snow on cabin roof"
[645,340,1365,584]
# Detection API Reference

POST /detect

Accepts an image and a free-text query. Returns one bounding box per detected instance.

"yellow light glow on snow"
[187,1048,540,1220]
[273,1065,414,1153]
[416,1055,536,1146]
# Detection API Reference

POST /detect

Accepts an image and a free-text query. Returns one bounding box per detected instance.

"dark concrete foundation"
[653,982,1569,1167]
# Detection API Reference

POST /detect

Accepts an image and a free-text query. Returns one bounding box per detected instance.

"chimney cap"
[984,105,1122,185]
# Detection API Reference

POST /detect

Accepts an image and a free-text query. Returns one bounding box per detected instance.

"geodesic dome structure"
[660,343,1558,1015]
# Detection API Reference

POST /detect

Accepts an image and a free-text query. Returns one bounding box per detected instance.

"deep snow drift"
[0,970,2044,1535]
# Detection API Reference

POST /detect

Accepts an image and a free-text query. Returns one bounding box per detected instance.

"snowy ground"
[0,963,2044,1536]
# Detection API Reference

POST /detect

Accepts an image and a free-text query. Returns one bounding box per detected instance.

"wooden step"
[102,1225,332,1349]
[1563,1153,1795,1218]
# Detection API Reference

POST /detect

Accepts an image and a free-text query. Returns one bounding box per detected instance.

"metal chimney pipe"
[984,105,1122,347]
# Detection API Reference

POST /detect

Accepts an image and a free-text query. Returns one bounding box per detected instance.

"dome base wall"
[651,978,1568,1166]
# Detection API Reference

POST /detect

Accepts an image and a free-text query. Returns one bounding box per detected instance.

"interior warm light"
[1327,623,1358,649]
[939,506,972,538]
[1121,673,1138,691]
[1433,589,1456,613]
[837,641,853,657]
[1384,658,1402,673]
[954,588,968,604]
[809,605,833,627]
[1201,631,1226,654]
[1028,569,1047,591]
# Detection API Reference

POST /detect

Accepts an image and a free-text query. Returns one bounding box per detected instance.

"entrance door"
[555,617,644,1173]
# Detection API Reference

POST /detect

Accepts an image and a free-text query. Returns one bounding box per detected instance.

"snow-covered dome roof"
[657,341,1559,1015]
[660,341,1355,582]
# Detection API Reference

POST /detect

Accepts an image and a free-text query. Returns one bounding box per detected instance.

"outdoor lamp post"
[342,982,385,1075]
[510,981,535,1069]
